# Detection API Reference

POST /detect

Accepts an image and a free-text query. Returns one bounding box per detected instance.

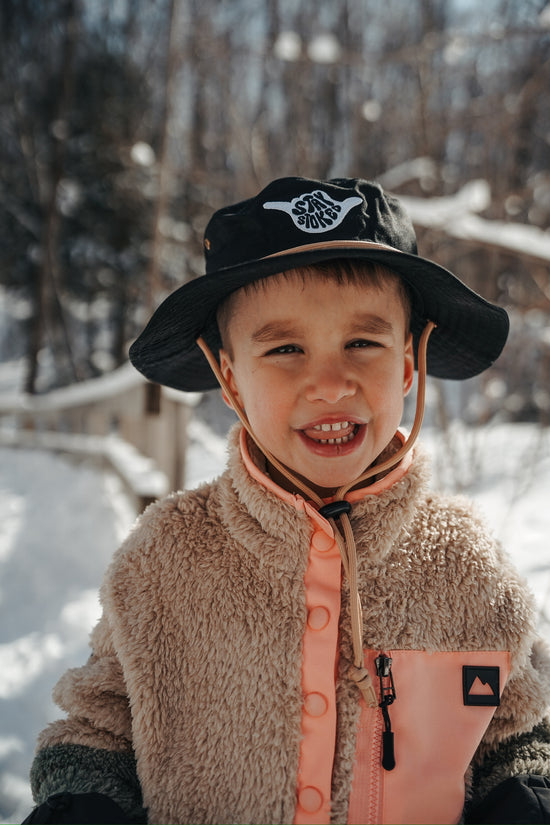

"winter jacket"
[27,425,550,824]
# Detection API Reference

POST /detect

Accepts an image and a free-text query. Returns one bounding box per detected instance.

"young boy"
[25,177,550,824]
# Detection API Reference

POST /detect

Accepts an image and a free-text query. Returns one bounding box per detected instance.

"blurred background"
[0,0,549,404]
[0,0,549,821]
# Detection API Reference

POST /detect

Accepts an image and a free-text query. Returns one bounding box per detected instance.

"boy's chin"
[304,473,364,498]
[267,459,365,499]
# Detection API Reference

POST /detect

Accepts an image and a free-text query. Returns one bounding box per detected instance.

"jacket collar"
[239,426,415,506]
[220,424,430,563]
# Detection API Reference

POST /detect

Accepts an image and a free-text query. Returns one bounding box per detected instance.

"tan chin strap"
[197,321,436,705]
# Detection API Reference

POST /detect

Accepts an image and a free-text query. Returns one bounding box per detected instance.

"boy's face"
[219,271,414,497]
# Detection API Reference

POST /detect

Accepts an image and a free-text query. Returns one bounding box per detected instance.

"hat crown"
[204,177,418,274]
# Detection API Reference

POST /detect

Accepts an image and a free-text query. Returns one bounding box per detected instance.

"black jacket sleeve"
[22,791,147,824]
[465,775,550,824]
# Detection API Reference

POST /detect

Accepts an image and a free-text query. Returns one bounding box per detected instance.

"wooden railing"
[0,362,200,511]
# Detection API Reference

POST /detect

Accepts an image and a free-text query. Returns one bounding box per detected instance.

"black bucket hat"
[129,176,509,392]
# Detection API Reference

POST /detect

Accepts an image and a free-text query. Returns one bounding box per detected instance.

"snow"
[0,360,200,415]
[307,33,342,64]
[273,31,302,62]
[361,100,382,123]
[0,429,170,501]
[0,450,136,823]
[130,141,156,168]
[540,4,550,28]
[397,179,550,264]
[272,31,343,64]
[0,415,549,822]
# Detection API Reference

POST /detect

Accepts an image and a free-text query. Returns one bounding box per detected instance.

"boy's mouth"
[300,420,363,449]
[306,420,358,445]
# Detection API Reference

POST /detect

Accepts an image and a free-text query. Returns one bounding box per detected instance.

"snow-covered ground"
[1,416,549,822]
[0,450,136,823]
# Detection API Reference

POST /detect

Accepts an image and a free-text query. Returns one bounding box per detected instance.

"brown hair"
[216,259,412,355]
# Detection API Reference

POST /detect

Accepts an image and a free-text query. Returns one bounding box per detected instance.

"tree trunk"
[145,0,177,312]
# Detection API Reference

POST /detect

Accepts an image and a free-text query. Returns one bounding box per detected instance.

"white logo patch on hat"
[263,190,362,233]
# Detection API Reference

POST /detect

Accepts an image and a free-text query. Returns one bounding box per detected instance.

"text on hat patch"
[263,190,363,234]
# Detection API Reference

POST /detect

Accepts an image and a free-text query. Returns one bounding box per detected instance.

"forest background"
[1,0,549,429]
[1,2,550,821]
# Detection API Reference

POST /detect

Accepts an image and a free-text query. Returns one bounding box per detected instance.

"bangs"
[217,259,412,351]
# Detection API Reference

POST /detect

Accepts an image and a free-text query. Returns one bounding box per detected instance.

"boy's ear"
[403,333,415,396]
[218,349,243,410]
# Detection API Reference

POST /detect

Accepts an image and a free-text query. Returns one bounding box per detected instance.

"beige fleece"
[37,425,550,824]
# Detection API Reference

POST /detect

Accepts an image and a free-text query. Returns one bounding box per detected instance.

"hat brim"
[129,240,509,391]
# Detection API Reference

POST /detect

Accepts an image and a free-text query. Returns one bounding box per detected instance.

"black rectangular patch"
[463,665,500,706]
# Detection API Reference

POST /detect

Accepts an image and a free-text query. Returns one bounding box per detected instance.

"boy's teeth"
[313,421,349,432]
[308,423,357,445]
[326,434,352,444]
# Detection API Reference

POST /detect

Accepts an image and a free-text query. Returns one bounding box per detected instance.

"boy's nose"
[304,361,357,404]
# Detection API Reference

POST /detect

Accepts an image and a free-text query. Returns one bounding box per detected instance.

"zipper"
[348,652,396,825]
[375,653,396,771]
[367,703,383,824]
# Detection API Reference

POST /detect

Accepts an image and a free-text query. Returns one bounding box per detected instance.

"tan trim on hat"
[262,239,404,259]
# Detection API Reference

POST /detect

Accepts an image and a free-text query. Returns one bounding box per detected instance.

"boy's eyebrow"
[250,322,302,344]
[350,313,395,335]
[250,313,395,344]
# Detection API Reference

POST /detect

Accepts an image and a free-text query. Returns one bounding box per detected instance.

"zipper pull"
[375,654,396,771]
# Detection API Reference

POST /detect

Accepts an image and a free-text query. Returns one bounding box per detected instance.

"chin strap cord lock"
[318,501,352,520]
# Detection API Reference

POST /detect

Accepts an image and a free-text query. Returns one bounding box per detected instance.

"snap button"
[304,692,328,717]
[298,786,323,813]
[311,530,334,552]
[307,605,330,630]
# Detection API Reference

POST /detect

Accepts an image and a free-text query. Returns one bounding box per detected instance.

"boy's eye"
[347,338,383,349]
[266,344,302,355]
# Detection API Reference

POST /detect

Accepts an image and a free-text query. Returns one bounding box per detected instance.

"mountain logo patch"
[463,666,500,706]
[263,190,362,233]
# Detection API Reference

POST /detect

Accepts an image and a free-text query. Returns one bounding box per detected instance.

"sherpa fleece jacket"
[29,424,550,824]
